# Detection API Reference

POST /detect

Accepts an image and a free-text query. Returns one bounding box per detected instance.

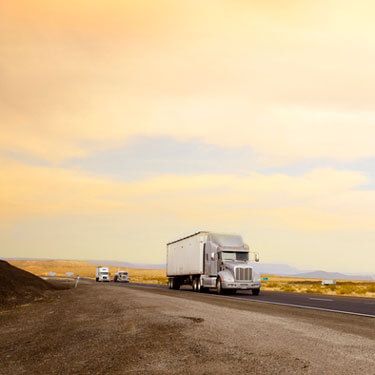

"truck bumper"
[222,281,261,290]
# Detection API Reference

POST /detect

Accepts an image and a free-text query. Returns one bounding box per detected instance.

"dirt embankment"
[0,260,61,308]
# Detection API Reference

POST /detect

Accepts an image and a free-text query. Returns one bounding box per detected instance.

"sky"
[1,0,375,273]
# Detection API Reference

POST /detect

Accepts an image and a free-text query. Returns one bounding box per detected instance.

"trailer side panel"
[167,233,206,276]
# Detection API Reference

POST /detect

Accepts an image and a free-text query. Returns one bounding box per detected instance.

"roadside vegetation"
[8,260,374,297]
[8,260,168,285]
[261,276,375,298]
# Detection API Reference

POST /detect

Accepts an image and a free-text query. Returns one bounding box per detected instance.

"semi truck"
[114,270,129,283]
[167,231,261,295]
[95,266,110,282]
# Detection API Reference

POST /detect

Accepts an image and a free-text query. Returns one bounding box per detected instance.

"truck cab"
[95,266,110,282]
[114,270,129,283]
[203,233,261,295]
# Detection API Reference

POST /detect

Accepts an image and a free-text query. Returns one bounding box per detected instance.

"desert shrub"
[305,286,323,294]
[355,288,367,295]
[264,282,278,288]
[366,284,375,293]
[305,288,316,293]
[319,284,336,291]
[337,285,356,295]
[280,284,297,292]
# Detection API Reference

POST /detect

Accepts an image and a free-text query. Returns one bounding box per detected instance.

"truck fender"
[217,269,234,283]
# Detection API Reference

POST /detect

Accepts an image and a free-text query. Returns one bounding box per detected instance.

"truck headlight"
[253,272,261,282]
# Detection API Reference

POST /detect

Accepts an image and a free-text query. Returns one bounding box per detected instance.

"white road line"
[217,295,375,318]
[309,298,334,302]
[123,284,375,318]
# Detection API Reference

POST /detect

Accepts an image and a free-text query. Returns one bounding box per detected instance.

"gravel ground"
[0,281,374,374]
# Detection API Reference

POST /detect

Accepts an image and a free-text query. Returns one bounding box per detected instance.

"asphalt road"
[112,282,375,317]
[2,281,374,374]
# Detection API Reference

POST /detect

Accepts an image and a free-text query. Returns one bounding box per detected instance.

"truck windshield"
[221,252,248,261]
[100,272,109,275]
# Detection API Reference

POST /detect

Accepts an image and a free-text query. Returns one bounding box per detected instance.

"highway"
[113,282,375,317]
[4,279,375,374]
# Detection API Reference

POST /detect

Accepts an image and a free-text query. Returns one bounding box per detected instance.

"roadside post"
[75,275,80,288]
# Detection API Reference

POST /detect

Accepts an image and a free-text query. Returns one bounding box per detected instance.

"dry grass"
[261,275,375,298]
[8,260,168,285]
[8,260,374,298]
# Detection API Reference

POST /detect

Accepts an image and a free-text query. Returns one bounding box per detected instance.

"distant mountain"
[4,258,373,280]
[87,259,166,270]
[4,257,166,270]
[291,270,374,281]
[251,264,374,281]
[251,263,302,275]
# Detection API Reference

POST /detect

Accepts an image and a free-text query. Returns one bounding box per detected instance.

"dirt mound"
[0,260,55,307]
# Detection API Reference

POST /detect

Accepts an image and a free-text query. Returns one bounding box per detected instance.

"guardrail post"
[75,276,80,288]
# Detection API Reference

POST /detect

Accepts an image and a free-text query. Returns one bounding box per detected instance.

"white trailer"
[167,231,261,295]
[95,266,110,282]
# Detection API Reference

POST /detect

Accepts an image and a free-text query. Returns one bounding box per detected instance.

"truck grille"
[235,267,252,281]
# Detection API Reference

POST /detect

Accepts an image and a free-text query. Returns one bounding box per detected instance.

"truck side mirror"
[211,252,215,261]
[255,253,260,262]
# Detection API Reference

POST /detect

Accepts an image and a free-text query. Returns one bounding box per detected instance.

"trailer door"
[204,241,217,276]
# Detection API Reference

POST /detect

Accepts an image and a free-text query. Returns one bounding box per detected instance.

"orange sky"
[1,1,375,273]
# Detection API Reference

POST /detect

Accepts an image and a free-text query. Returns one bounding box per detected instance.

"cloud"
[0,158,132,219]
[1,159,374,271]
[1,1,375,163]
[1,1,374,273]
[1,158,374,231]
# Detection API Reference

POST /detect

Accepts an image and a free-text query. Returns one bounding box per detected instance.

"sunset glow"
[1,1,375,273]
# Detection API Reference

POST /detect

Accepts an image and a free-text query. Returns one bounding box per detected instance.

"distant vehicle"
[114,270,129,283]
[167,231,261,295]
[95,266,110,282]
[321,279,336,286]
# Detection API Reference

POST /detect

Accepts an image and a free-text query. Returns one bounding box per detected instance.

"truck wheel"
[252,288,260,296]
[192,278,198,292]
[197,278,202,293]
[95,277,98,282]
[216,278,223,295]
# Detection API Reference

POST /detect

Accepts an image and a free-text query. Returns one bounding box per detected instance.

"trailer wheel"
[252,288,260,296]
[168,278,173,289]
[216,278,223,295]
[172,278,180,290]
